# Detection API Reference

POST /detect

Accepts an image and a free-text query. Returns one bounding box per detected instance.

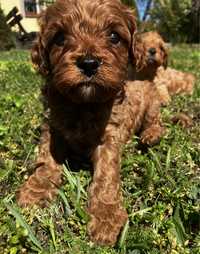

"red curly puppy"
[17,0,164,246]
[134,31,195,105]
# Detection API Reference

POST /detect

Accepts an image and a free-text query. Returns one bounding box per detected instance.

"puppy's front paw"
[16,165,60,207]
[171,113,193,128]
[87,201,127,246]
[141,125,165,145]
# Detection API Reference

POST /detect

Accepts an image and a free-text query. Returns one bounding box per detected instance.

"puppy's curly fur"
[17,0,164,246]
[154,66,195,105]
[134,31,195,105]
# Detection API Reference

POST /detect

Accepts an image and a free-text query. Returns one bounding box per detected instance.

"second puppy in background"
[133,31,195,106]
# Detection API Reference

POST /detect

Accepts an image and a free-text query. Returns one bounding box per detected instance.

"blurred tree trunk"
[142,0,153,21]
[190,0,200,42]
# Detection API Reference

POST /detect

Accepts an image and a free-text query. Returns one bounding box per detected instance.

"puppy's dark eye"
[160,45,165,52]
[53,31,65,46]
[109,32,121,44]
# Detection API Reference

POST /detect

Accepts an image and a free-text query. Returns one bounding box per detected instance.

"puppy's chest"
[50,103,110,146]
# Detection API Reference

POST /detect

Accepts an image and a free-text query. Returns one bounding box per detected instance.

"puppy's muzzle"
[76,55,101,77]
[148,47,156,63]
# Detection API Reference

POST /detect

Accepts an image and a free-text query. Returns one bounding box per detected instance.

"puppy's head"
[138,31,168,69]
[32,0,138,103]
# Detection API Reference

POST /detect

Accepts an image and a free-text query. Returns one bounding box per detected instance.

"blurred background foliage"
[0,0,199,49]
[123,0,199,43]
[0,8,15,50]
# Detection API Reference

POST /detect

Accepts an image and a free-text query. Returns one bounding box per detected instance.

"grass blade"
[4,202,43,250]
[63,164,76,190]
[165,147,171,171]
[130,207,152,219]
[149,149,162,173]
[119,219,129,248]
[58,189,72,216]
[49,217,57,251]
[76,176,81,204]
[63,164,87,197]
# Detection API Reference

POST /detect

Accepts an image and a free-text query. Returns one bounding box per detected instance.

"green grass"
[0,46,199,254]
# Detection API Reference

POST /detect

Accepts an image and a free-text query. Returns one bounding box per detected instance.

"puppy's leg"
[87,135,127,246]
[140,98,165,145]
[17,123,64,207]
[165,70,195,96]
[171,113,193,128]
[156,83,171,106]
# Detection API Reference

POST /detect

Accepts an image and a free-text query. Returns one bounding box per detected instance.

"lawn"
[0,46,199,254]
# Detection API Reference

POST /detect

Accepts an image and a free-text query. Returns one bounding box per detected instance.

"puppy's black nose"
[148,47,156,55]
[76,56,100,77]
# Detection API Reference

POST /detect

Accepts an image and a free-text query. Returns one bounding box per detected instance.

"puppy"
[17,0,164,246]
[134,31,195,105]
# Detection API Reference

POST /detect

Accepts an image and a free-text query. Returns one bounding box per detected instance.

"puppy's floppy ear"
[132,33,146,71]
[163,44,168,69]
[31,12,49,76]
[124,8,146,71]
[31,38,49,76]
[158,33,169,69]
